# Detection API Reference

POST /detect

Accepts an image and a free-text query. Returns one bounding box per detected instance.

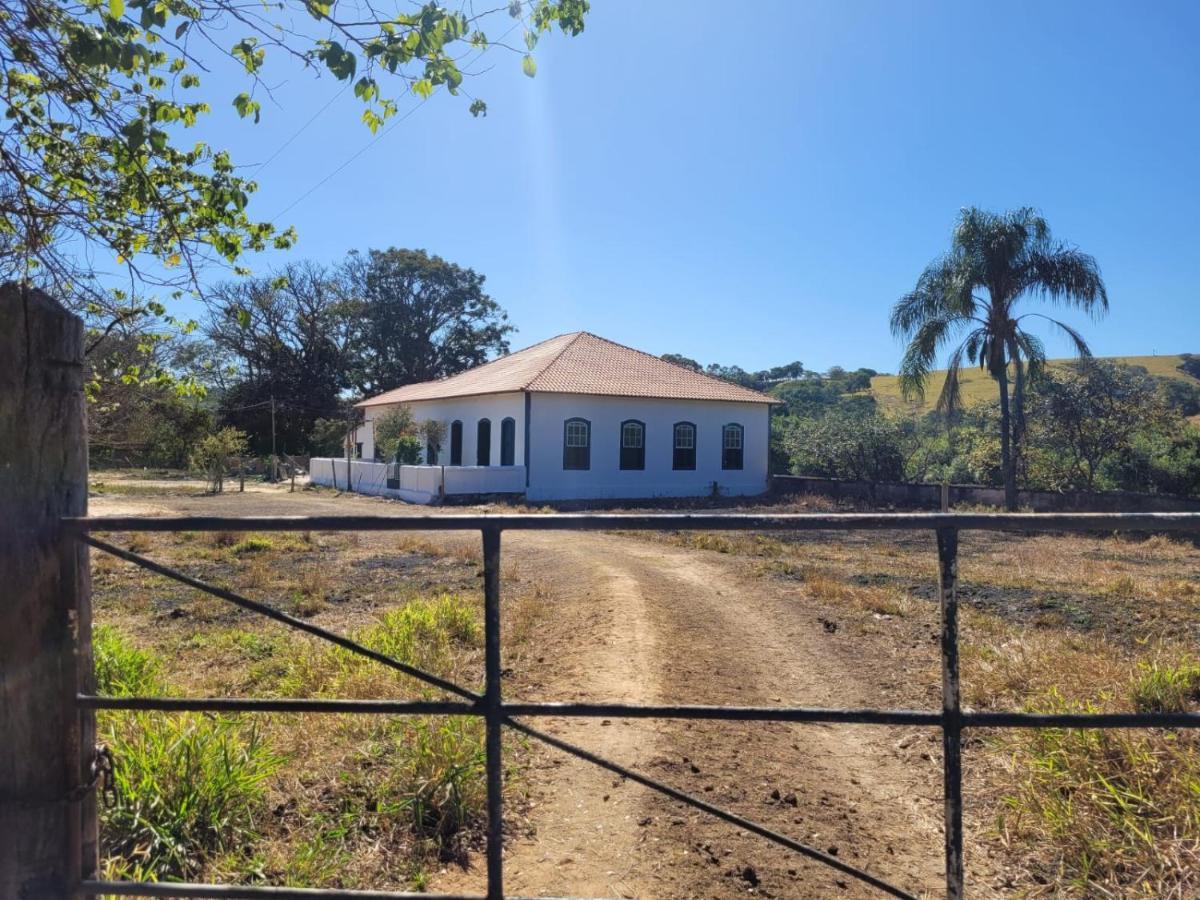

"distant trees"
[203,262,354,456]
[199,249,513,456]
[776,411,906,482]
[891,207,1108,509]
[661,354,806,393]
[83,299,211,467]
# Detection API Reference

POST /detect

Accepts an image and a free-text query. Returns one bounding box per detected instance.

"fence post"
[481,526,504,899]
[936,526,964,899]
[0,284,95,898]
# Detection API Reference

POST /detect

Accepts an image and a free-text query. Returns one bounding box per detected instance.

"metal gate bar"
[66,512,1200,899]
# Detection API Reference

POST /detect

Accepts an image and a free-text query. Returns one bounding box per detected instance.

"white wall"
[526,393,770,501]
[309,458,525,503]
[358,392,525,467]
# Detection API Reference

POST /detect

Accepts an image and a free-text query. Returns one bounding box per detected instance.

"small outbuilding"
[350,331,774,502]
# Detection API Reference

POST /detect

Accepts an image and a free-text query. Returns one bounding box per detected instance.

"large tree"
[1030,360,1173,491]
[344,247,513,394]
[0,0,588,302]
[203,261,353,454]
[890,207,1108,509]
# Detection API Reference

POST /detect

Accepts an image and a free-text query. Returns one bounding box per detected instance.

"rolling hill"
[869,354,1200,414]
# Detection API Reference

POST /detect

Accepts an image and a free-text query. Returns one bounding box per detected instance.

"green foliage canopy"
[0,0,588,297]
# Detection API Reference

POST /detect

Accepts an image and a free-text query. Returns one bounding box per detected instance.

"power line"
[269,97,429,223]
[268,19,522,223]
[251,83,350,180]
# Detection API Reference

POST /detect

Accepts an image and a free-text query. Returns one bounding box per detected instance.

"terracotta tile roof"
[356,332,775,407]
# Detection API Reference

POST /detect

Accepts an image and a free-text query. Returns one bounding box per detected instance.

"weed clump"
[232,535,275,555]
[94,626,282,882]
[1131,656,1200,714]
[997,685,1200,895]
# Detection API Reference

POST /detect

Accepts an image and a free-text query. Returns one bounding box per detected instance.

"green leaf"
[236,309,251,328]
[108,0,124,20]
[469,99,487,117]
[522,54,537,78]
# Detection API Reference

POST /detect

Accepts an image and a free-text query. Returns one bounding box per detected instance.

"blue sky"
[189,0,1200,373]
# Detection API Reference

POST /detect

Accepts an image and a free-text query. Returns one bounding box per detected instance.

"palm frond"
[897,315,963,401]
[1023,245,1108,317]
[1020,313,1092,360]
[935,329,984,417]
[890,253,976,337]
[1013,329,1047,384]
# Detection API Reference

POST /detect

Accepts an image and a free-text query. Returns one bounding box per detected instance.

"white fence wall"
[309,459,525,504]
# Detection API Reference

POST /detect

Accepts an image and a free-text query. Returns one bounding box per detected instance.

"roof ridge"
[521,330,587,390]
[564,331,774,402]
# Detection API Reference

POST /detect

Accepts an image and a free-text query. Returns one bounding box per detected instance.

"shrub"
[373,405,417,462]
[190,427,249,493]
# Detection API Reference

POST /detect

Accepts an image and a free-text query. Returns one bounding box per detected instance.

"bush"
[396,434,423,465]
[190,427,249,493]
[373,405,416,462]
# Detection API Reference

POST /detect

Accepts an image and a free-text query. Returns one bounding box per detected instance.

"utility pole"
[270,394,278,483]
[345,406,355,492]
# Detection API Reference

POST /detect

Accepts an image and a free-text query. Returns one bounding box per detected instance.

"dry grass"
[89,522,548,891]
[641,520,1200,894]
[870,353,1200,414]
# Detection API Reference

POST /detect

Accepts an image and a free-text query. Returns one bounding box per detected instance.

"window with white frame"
[563,418,590,470]
[620,420,645,470]
[722,423,744,470]
[673,422,696,470]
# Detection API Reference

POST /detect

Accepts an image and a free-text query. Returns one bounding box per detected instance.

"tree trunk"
[997,366,1017,510]
[1011,356,1026,485]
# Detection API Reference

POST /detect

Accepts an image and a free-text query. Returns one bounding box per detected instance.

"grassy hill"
[870,354,1200,414]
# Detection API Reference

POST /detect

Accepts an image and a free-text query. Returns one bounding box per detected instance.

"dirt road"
[89,482,961,898]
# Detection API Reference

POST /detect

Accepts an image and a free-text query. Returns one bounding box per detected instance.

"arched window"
[500,417,516,466]
[476,419,492,466]
[672,422,696,471]
[449,420,463,466]
[620,419,645,470]
[722,423,744,470]
[563,417,590,470]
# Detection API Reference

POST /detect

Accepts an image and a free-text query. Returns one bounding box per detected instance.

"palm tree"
[891,207,1108,510]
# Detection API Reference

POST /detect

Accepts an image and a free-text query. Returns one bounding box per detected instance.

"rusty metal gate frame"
[66,512,1200,899]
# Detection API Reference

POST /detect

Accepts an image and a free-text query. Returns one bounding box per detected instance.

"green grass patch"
[1131,657,1200,714]
[232,535,276,555]
[998,686,1200,894]
[94,626,283,882]
[280,594,480,698]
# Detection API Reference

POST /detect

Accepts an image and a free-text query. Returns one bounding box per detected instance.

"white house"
[342,331,774,502]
